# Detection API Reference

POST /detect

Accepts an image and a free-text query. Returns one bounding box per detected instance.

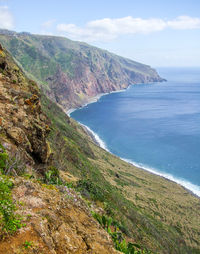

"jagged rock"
[0,178,119,254]
[0,44,51,165]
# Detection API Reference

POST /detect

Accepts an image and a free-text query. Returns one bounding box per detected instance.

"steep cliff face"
[0,44,119,254]
[0,30,164,110]
[0,43,50,165]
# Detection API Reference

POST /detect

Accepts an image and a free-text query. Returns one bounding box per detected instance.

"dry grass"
[89,141,200,251]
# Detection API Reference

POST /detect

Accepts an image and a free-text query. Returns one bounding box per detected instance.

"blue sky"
[0,0,200,67]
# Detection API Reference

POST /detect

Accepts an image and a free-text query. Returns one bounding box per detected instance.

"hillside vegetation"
[41,92,200,254]
[0,35,199,254]
[0,30,164,111]
[0,43,120,254]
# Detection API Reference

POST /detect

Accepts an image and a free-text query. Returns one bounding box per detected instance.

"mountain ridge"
[0,29,165,111]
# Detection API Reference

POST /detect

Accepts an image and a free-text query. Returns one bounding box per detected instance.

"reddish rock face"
[0,33,164,111]
[46,51,164,111]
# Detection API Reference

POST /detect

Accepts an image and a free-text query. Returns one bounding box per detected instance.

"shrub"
[91,211,151,254]
[0,145,26,176]
[4,151,26,176]
[76,179,106,201]
[0,175,22,235]
[0,144,8,172]
[44,166,63,185]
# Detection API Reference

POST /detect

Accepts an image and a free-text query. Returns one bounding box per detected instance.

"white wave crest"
[77,122,200,198]
[80,123,108,151]
[122,158,200,198]
[68,86,200,198]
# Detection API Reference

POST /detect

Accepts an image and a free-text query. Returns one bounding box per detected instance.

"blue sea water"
[71,67,200,197]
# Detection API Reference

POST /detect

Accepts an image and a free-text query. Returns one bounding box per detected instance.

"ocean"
[71,67,200,197]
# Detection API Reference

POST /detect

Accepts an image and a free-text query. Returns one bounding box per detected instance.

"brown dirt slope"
[0,177,119,254]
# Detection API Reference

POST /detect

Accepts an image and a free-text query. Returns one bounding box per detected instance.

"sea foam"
[79,123,200,198]
[69,82,200,198]
[79,123,108,151]
[121,158,200,198]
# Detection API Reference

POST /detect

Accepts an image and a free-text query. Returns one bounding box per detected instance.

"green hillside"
[0,30,164,110]
[0,35,199,253]
[40,93,200,254]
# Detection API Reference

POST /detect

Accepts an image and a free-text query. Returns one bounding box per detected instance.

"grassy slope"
[41,95,200,254]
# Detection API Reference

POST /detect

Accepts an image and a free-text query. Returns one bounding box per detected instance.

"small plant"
[65,181,74,188]
[0,175,22,234]
[24,240,33,249]
[91,211,150,254]
[44,166,63,185]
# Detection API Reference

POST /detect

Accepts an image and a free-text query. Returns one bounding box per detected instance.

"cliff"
[0,40,200,254]
[0,44,119,254]
[0,30,164,111]
[0,43,50,165]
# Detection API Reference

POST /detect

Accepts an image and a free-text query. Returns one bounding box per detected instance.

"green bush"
[44,166,63,185]
[91,211,151,254]
[0,175,22,234]
[76,179,106,201]
[0,144,8,172]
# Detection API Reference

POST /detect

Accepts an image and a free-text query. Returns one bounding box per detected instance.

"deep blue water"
[71,67,200,196]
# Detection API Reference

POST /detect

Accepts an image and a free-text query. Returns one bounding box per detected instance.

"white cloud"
[42,19,56,29]
[56,15,200,42]
[0,6,14,29]
[167,16,200,30]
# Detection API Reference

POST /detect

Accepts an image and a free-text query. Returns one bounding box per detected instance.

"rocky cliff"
[0,44,120,254]
[0,30,164,110]
[0,43,50,166]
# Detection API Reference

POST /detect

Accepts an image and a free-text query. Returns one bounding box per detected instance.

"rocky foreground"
[0,177,119,254]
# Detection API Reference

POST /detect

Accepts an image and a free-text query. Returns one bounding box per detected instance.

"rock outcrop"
[0,44,51,165]
[0,177,119,254]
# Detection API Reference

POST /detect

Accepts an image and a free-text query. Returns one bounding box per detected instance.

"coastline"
[82,123,200,198]
[66,86,130,116]
[66,93,106,116]
[68,87,200,199]
[79,123,108,150]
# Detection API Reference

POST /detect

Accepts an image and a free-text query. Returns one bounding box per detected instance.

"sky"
[0,0,200,67]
